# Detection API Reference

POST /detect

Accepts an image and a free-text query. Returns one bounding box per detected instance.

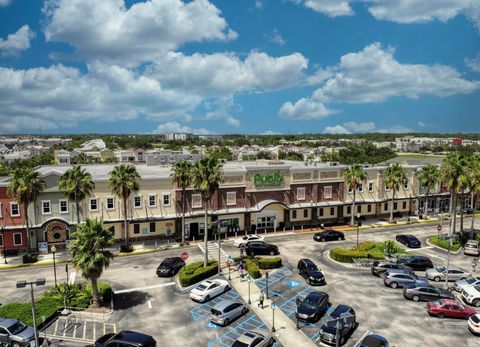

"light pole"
[51,245,57,287]
[227,256,232,281]
[1,226,7,264]
[444,235,454,288]
[16,278,46,347]
[246,274,252,304]
[356,213,361,248]
[271,301,276,332]
[265,272,269,299]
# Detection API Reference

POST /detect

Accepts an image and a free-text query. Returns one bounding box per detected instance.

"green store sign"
[254,171,284,187]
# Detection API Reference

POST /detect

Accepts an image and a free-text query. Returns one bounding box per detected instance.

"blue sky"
[0,0,479,135]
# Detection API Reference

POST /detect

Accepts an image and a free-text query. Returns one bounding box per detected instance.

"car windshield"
[8,321,27,335]
[433,300,442,307]
[303,297,320,310]
[473,285,480,292]
[196,284,208,291]
[211,309,222,317]
[161,259,174,266]
[466,278,477,284]
[232,341,249,347]
[436,267,446,272]
[307,264,318,271]
[242,236,248,240]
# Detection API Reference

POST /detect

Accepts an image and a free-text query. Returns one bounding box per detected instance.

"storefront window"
[257,216,275,229]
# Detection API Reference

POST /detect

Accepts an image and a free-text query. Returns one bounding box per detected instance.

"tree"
[7,168,46,252]
[108,164,140,246]
[58,166,95,224]
[469,156,480,237]
[441,152,465,235]
[417,164,440,219]
[68,219,114,307]
[191,157,223,267]
[457,159,470,234]
[384,163,407,223]
[170,161,193,245]
[344,164,367,226]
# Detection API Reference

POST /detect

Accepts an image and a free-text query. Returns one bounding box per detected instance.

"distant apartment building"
[115,148,145,163]
[145,150,203,165]
[164,133,195,141]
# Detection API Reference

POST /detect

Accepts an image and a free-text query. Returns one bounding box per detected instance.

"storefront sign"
[253,171,284,187]
[38,242,48,254]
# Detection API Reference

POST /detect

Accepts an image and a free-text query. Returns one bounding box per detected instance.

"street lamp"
[51,245,57,287]
[16,278,46,347]
[444,235,455,288]
[356,213,361,248]
[246,274,252,304]
[1,227,7,264]
[271,301,276,332]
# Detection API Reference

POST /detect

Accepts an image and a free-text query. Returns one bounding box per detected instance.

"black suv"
[395,234,421,248]
[298,259,325,285]
[313,230,345,242]
[93,331,156,347]
[319,305,357,346]
[295,291,329,323]
[403,283,455,302]
[245,241,279,256]
[371,260,412,277]
[156,257,185,277]
[396,256,433,271]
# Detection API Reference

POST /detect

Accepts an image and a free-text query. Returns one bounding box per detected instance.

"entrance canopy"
[254,199,288,212]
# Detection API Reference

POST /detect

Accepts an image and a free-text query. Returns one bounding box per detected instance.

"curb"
[425,239,463,255]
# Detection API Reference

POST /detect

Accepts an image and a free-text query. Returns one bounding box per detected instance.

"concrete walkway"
[229,270,315,347]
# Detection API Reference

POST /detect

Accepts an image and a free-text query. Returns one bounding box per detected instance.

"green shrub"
[245,260,261,279]
[429,236,462,252]
[378,240,403,255]
[330,248,367,263]
[0,297,59,326]
[257,257,282,269]
[44,282,113,308]
[120,244,134,253]
[178,260,218,287]
[356,242,376,251]
[22,254,38,264]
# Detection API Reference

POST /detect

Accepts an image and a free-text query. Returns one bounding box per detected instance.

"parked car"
[93,331,157,347]
[0,318,35,347]
[454,277,480,292]
[210,300,248,326]
[396,256,434,271]
[297,259,326,285]
[403,283,454,302]
[318,305,356,346]
[357,333,389,347]
[464,240,480,256]
[231,329,275,347]
[233,235,265,248]
[189,279,230,302]
[468,314,480,335]
[395,234,421,248]
[383,269,428,289]
[156,257,185,277]
[371,260,412,277]
[245,241,279,256]
[426,299,476,318]
[295,291,329,323]
[461,285,480,307]
[313,230,345,242]
[426,266,471,282]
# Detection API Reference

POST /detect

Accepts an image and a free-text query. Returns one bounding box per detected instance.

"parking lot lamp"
[16,278,46,347]
[266,272,269,299]
[1,226,7,264]
[246,274,252,304]
[51,244,57,287]
[444,235,453,288]
[356,213,361,247]
[271,301,276,332]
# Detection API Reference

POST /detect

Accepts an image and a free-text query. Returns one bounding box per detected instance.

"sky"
[0,0,479,135]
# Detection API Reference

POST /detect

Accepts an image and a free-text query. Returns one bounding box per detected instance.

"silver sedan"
[426,266,471,282]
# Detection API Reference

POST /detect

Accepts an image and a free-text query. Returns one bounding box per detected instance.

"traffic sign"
[180,252,189,261]
[437,225,442,231]
[271,301,276,309]
[227,255,233,264]
[245,274,251,282]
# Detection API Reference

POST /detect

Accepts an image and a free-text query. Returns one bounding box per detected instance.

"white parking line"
[424,252,444,260]
[406,246,433,252]
[114,282,175,294]
[442,321,467,326]
[353,330,370,347]
[147,299,152,309]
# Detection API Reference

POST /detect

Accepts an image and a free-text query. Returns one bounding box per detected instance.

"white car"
[454,277,480,292]
[461,285,480,307]
[189,279,230,302]
[233,235,264,248]
[468,314,480,335]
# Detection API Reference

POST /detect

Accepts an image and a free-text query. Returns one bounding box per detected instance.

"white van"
[464,240,480,256]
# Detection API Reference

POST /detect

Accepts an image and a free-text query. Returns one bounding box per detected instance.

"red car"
[426,299,476,319]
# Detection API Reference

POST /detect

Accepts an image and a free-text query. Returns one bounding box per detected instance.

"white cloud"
[343,121,376,132]
[261,130,280,135]
[314,42,480,103]
[0,25,35,56]
[266,29,286,46]
[324,125,351,134]
[0,0,11,6]
[254,0,263,10]
[375,125,412,133]
[292,0,353,17]
[43,0,237,65]
[278,98,339,120]
[226,116,241,127]
[151,122,213,134]
[466,54,480,73]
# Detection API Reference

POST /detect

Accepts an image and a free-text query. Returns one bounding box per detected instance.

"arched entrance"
[44,220,69,244]
[253,200,287,232]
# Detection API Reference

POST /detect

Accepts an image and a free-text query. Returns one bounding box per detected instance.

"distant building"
[145,150,203,165]
[164,133,194,141]
[54,150,74,165]
[115,148,145,163]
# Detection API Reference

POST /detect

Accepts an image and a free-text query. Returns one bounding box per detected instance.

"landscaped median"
[178,260,219,287]
[330,240,405,263]
[428,236,462,252]
[245,257,283,279]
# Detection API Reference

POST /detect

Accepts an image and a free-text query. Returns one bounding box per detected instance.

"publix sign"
[253,171,284,187]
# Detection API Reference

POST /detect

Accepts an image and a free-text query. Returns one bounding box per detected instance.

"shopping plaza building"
[0,160,473,251]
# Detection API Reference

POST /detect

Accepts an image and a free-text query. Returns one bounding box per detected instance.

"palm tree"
[384,163,407,223]
[191,157,223,267]
[8,168,45,252]
[457,159,470,234]
[441,152,465,235]
[108,164,140,246]
[344,164,368,226]
[469,155,480,237]
[170,161,193,245]
[68,218,114,307]
[58,166,95,224]
[417,164,440,219]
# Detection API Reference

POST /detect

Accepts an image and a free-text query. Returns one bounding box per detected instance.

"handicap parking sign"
[206,322,219,330]
[287,280,301,288]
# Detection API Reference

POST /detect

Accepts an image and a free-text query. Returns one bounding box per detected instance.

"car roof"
[439,299,458,305]
[300,259,316,266]
[306,291,328,299]
[213,300,238,311]
[0,318,17,328]
[331,304,352,316]
[236,329,268,344]
[113,331,155,344]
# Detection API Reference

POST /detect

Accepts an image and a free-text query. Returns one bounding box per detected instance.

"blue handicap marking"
[308,323,315,327]
[287,280,301,288]
[206,322,220,330]
[326,306,334,314]
[227,255,233,263]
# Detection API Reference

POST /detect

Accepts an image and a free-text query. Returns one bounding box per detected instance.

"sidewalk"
[229,270,315,347]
